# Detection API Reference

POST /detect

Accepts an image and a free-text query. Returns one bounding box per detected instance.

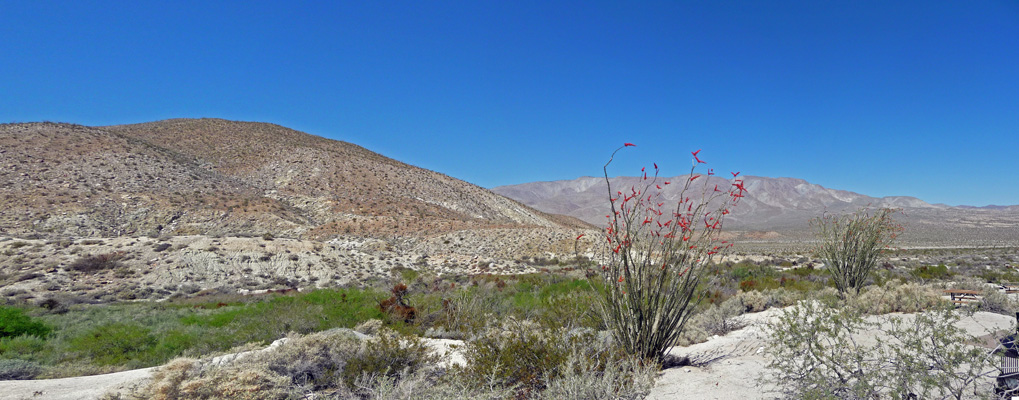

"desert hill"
[0,119,589,240]
[0,119,597,302]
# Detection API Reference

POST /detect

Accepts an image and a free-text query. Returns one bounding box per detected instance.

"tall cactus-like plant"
[599,144,743,363]
[811,208,902,295]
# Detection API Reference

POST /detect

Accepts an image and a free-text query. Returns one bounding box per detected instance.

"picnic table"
[1002,283,1019,294]
[944,289,981,304]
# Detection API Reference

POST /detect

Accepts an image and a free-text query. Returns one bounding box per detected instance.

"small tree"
[811,208,901,295]
[599,144,743,363]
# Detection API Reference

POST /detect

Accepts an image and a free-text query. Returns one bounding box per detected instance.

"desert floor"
[1,306,1013,400]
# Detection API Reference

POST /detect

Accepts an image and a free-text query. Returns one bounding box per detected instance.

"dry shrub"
[851,282,945,314]
[379,284,416,323]
[354,319,384,336]
[537,349,656,400]
[0,358,43,380]
[69,251,126,273]
[696,296,747,336]
[733,290,772,312]
[453,317,653,398]
[134,328,438,400]
[143,357,290,400]
[979,289,1016,315]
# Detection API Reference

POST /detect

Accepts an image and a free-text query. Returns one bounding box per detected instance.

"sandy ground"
[1,307,1014,400]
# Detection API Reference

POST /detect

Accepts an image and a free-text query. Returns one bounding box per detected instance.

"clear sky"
[2,1,1017,206]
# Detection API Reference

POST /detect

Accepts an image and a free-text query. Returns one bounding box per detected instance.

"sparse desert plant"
[341,328,438,391]
[811,208,902,295]
[600,145,744,363]
[454,318,651,397]
[764,298,994,399]
[979,289,1016,315]
[0,358,43,380]
[697,296,747,336]
[69,251,126,273]
[851,281,947,314]
[379,284,416,323]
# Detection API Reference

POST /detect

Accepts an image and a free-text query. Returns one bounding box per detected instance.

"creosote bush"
[600,144,744,363]
[765,298,995,399]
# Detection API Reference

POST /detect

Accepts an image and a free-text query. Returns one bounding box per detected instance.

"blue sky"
[2,1,1017,206]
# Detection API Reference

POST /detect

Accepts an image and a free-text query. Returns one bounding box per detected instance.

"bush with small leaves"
[0,358,43,380]
[0,305,51,339]
[764,298,994,399]
[68,323,156,366]
[697,296,747,336]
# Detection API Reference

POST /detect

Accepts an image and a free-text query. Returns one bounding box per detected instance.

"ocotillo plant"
[600,144,744,363]
[810,208,902,295]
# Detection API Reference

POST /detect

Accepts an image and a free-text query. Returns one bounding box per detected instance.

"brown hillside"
[1,119,588,239]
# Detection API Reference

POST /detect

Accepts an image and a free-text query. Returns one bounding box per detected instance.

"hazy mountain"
[492,175,1019,246]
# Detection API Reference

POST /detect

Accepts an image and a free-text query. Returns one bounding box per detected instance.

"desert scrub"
[695,296,747,336]
[452,317,653,398]
[132,329,436,400]
[68,251,126,273]
[849,281,947,314]
[0,358,43,380]
[600,145,743,362]
[67,323,158,366]
[764,298,993,399]
[811,208,902,295]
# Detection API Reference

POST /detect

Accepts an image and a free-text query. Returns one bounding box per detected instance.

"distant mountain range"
[492,176,1019,245]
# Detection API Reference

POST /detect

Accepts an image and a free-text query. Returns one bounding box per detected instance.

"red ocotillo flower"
[692,149,706,163]
[624,143,636,147]
[575,234,585,240]
[731,171,741,177]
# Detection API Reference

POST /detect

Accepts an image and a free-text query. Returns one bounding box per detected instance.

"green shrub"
[68,323,157,366]
[0,305,51,338]
[455,320,574,393]
[911,264,953,280]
